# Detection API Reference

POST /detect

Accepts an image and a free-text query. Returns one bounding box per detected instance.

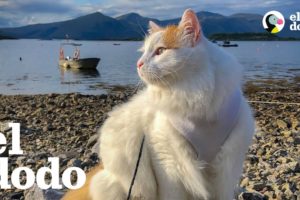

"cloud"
[0,0,82,27]
[0,16,16,27]
[97,0,204,19]
[18,1,74,14]
[96,0,300,19]
[0,0,79,14]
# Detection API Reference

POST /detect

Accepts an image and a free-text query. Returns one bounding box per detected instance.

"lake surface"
[0,40,299,95]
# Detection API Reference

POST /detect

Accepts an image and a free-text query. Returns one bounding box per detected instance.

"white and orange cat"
[63,9,254,200]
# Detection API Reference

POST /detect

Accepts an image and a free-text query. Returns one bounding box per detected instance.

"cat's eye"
[155,47,166,56]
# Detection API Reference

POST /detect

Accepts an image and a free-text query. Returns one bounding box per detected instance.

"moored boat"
[59,42,100,69]
[59,58,100,69]
[219,40,238,47]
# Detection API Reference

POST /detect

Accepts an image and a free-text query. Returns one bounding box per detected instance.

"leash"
[126,135,145,200]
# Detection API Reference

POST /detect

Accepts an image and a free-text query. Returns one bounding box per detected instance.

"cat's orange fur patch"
[162,25,182,49]
[62,164,103,200]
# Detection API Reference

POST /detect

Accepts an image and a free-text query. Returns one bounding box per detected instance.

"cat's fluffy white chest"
[146,111,210,200]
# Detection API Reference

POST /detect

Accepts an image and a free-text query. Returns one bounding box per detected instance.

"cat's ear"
[178,9,201,46]
[148,21,161,34]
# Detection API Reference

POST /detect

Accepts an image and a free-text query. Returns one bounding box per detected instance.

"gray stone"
[92,140,100,154]
[26,158,36,165]
[252,182,266,191]
[24,184,64,200]
[294,136,300,145]
[238,191,267,200]
[87,134,99,148]
[9,191,24,200]
[73,159,83,168]
[16,156,26,166]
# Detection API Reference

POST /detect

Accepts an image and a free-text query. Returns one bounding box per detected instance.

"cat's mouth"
[138,68,172,87]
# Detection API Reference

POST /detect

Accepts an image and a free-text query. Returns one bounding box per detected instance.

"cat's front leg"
[90,99,157,200]
[90,169,126,200]
[212,101,255,200]
[90,142,157,200]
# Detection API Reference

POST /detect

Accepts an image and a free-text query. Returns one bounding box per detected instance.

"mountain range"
[0,11,299,40]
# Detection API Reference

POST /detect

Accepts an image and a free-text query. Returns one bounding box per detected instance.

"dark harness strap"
[127,135,145,200]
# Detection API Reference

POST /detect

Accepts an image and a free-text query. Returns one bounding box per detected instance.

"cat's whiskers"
[131,80,144,95]
[151,72,172,89]
[137,22,147,37]
[143,69,172,89]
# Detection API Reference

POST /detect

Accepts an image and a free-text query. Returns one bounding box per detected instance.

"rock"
[281,130,292,137]
[87,134,99,148]
[3,126,12,134]
[10,191,24,200]
[292,162,300,173]
[43,124,54,132]
[54,150,78,159]
[48,93,58,98]
[0,122,7,132]
[262,191,275,199]
[252,182,266,192]
[26,158,36,165]
[117,92,125,99]
[235,186,246,199]
[89,152,99,162]
[99,94,107,99]
[73,159,82,168]
[290,118,298,130]
[276,119,287,129]
[92,140,100,154]
[294,137,300,145]
[67,158,82,168]
[33,152,49,160]
[247,155,259,164]
[282,183,293,197]
[277,157,287,164]
[238,191,267,200]
[240,177,250,187]
[24,184,64,200]
[16,156,26,166]
[81,159,92,169]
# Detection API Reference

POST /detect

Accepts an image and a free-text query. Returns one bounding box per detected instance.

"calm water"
[0,40,299,95]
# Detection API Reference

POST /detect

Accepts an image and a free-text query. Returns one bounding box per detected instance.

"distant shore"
[1,38,300,41]
[0,79,299,199]
[209,33,300,41]
[1,33,300,41]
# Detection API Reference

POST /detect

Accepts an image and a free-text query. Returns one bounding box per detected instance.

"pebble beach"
[0,78,299,200]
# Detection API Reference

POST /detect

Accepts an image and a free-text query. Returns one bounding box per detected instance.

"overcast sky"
[0,0,299,28]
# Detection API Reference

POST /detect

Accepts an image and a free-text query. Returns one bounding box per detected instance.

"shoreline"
[0,81,299,199]
[1,38,300,41]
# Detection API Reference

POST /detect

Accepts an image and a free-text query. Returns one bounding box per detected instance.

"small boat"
[59,42,100,69]
[219,40,238,47]
[113,43,121,46]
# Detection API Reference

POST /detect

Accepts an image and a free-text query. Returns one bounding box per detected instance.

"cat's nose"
[137,60,144,69]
